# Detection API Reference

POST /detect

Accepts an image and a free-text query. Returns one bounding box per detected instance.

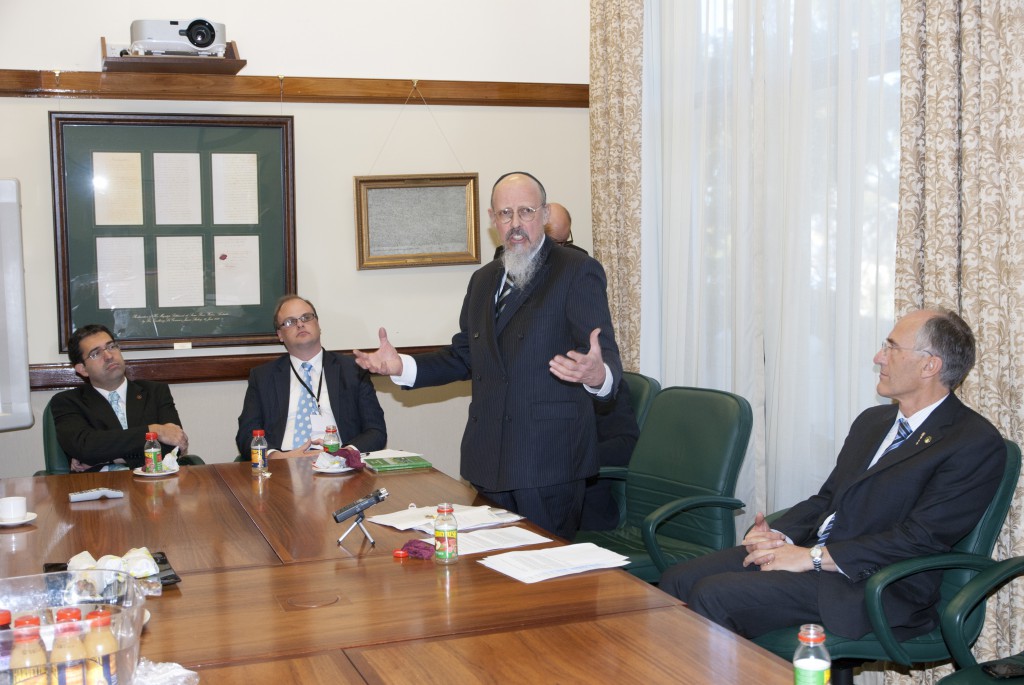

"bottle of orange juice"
[83,610,118,685]
[9,615,47,685]
[51,607,87,685]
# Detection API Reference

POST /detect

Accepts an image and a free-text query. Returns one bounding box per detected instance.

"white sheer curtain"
[640,0,901,525]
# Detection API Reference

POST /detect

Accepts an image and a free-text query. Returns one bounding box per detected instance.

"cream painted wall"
[0,2,591,479]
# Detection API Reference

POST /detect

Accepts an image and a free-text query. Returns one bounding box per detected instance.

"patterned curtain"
[590,0,644,371]
[887,0,1024,683]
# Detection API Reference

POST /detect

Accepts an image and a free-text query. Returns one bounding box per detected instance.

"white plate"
[132,467,179,478]
[0,512,37,527]
[312,464,354,475]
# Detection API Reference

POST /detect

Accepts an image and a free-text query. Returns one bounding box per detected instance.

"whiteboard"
[0,179,32,431]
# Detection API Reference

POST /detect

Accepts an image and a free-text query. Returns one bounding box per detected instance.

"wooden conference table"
[0,460,793,684]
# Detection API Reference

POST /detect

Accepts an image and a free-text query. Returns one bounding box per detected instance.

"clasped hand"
[741,512,809,572]
[548,328,607,388]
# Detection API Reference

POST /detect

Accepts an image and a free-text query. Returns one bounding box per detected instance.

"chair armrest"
[641,495,745,572]
[863,552,997,665]
[596,466,629,482]
[941,555,1024,669]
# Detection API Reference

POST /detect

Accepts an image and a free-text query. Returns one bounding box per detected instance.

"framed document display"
[354,173,480,270]
[50,112,296,351]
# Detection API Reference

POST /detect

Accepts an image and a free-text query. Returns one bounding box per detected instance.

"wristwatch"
[810,545,823,572]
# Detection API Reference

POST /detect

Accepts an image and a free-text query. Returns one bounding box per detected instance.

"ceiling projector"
[130,19,227,56]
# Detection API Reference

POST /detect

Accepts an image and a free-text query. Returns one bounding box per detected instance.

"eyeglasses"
[879,340,934,356]
[554,228,574,246]
[85,341,120,361]
[495,206,544,224]
[277,312,318,329]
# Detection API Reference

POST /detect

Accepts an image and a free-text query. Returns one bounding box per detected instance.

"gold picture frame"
[355,173,480,269]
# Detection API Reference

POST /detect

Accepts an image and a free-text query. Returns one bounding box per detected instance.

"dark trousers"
[477,479,586,541]
[659,545,825,638]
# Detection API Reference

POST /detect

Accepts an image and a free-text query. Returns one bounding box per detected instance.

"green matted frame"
[50,111,296,352]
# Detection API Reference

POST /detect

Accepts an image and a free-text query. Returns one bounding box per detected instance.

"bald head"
[545,203,573,244]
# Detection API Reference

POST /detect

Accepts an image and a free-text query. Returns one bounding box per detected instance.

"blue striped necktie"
[109,390,127,429]
[818,418,912,545]
[293,362,316,446]
[495,274,515,318]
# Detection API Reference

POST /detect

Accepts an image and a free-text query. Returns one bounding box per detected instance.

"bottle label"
[434,529,458,560]
[86,653,118,685]
[54,660,87,685]
[144,448,161,473]
[11,665,47,685]
[251,447,266,470]
[794,659,831,685]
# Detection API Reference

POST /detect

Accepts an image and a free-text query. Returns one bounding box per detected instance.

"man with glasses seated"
[52,324,190,472]
[235,295,386,459]
[355,172,622,540]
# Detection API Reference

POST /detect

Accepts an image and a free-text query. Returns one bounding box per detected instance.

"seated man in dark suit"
[235,295,387,459]
[659,309,1005,641]
[52,324,190,471]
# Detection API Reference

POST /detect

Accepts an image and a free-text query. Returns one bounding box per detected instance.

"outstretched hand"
[548,328,607,388]
[353,327,404,376]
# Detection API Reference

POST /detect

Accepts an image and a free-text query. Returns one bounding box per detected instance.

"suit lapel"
[272,356,292,438]
[858,394,960,480]
[83,385,122,429]
[494,240,553,337]
[124,380,145,425]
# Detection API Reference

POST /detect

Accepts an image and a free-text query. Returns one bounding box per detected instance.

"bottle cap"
[145,432,158,440]
[798,623,827,643]
[0,608,11,626]
[253,429,265,436]
[86,609,112,627]
[14,615,41,627]
[392,549,409,558]
[56,607,83,622]
[437,502,454,513]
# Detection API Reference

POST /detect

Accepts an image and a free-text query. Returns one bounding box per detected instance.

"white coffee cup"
[0,496,27,522]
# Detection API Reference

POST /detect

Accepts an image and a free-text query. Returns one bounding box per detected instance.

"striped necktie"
[817,418,913,545]
[495,274,515,318]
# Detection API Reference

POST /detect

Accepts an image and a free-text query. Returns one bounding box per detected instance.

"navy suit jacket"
[772,393,1005,638]
[411,238,623,491]
[52,380,182,470]
[235,350,386,456]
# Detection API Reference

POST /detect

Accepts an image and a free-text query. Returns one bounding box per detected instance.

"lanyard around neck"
[290,362,323,410]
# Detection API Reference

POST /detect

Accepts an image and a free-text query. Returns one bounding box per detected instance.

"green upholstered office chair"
[39,398,205,475]
[937,555,1024,684]
[39,400,72,475]
[622,371,661,430]
[575,386,753,583]
[753,439,1022,685]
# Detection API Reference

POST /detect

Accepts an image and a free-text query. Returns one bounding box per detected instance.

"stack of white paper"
[478,543,630,583]
[368,504,523,532]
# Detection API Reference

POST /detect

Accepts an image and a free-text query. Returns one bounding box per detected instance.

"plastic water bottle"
[793,623,831,685]
[251,429,268,475]
[433,503,458,565]
[322,425,341,454]
[144,432,161,473]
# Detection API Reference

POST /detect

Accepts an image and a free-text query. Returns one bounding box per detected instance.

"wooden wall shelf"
[101,38,248,75]
[0,69,589,108]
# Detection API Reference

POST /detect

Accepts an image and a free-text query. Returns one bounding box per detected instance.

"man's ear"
[73,362,88,378]
[922,355,943,380]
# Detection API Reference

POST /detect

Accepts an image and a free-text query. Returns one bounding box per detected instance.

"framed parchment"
[354,173,480,269]
[50,112,296,351]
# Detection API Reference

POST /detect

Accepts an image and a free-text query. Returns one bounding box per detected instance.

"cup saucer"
[0,512,37,527]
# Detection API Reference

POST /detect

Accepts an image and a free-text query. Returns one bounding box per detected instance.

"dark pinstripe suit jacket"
[51,380,182,469]
[412,239,623,491]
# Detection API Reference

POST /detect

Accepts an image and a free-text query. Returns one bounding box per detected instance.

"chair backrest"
[938,438,1021,636]
[624,386,753,549]
[42,400,72,475]
[622,372,661,430]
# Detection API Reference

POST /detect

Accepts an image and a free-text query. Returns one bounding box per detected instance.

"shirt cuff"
[392,354,418,387]
[584,364,613,398]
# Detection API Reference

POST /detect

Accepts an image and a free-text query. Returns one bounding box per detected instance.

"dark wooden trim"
[0,69,589,108]
[29,346,443,391]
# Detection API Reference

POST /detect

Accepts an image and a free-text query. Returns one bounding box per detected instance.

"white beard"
[501,233,544,288]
